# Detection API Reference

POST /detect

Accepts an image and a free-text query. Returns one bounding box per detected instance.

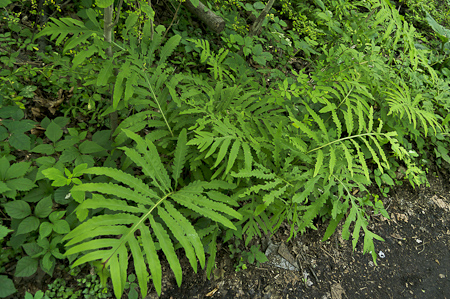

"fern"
[189,38,234,81]
[61,129,241,298]
[385,81,440,137]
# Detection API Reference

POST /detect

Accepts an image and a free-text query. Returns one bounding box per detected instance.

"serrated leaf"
[140,223,162,295]
[34,196,53,218]
[173,129,187,186]
[292,175,319,203]
[97,59,114,86]
[0,275,16,297]
[45,121,63,143]
[4,200,31,219]
[128,233,148,297]
[213,137,232,168]
[150,216,182,287]
[31,144,55,155]
[0,224,13,240]
[17,216,40,235]
[9,133,31,150]
[39,222,54,239]
[313,149,324,177]
[79,140,105,154]
[5,161,31,180]
[42,168,67,187]
[15,256,38,277]
[158,207,197,272]
[0,181,11,194]
[225,139,240,174]
[322,213,345,241]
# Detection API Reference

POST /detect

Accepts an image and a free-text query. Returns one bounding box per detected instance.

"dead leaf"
[395,213,408,222]
[331,282,345,299]
[431,195,450,211]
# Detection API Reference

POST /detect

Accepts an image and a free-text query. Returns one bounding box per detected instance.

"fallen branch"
[182,0,225,33]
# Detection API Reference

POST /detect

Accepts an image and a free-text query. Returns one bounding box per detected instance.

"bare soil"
[149,168,450,299]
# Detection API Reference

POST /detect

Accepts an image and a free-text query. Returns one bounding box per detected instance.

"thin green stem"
[307,132,385,154]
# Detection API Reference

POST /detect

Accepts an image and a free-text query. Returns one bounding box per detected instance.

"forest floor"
[151,166,450,299]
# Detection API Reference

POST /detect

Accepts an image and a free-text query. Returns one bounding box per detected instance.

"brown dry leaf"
[391,232,404,240]
[431,195,450,211]
[390,213,398,224]
[278,242,298,269]
[331,282,345,299]
[395,213,408,222]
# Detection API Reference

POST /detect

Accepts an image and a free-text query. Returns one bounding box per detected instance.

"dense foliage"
[1,0,449,297]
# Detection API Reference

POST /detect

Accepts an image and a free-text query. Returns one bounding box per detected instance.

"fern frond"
[386,83,440,136]
[82,167,159,200]
[72,183,155,206]
[159,35,181,64]
[59,130,241,299]
[122,129,172,192]
[34,17,99,51]
[173,129,187,187]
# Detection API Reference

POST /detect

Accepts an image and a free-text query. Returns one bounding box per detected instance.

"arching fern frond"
[385,82,440,137]
[61,129,241,298]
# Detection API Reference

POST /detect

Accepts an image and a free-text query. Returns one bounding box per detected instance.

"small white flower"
[378,251,385,258]
[65,193,71,199]
[416,239,422,243]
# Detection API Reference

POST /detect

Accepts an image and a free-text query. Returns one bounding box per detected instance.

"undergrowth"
[0,0,449,297]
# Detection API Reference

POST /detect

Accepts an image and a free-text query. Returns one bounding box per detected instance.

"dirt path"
[152,169,450,299]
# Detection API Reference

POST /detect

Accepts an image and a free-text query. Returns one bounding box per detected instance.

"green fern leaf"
[329,147,336,179]
[164,201,205,267]
[158,207,197,272]
[150,215,183,286]
[203,137,221,156]
[322,212,345,241]
[173,129,187,186]
[314,149,324,177]
[290,116,320,143]
[82,168,159,200]
[225,139,241,174]
[341,204,357,240]
[72,183,154,206]
[122,129,172,192]
[341,142,354,177]
[350,139,370,181]
[241,141,253,170]
[206,191,238,207]
[140,223,162,295]
[128,235,149,296]
[292,175,319,203]
[77,194,147,214]
[159,35,181,64]
[263,185,287,205]
[345,106,354,136]
[304,102,328,140]
[367,106,374,132]
[297,187,329,232]
[171,192,236,230]
[205,229,218,279]
[241,179,282,197]
[232,169,276,180]
[213,137,233,168]
[109,245,128,299]
[332,110,342,138]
